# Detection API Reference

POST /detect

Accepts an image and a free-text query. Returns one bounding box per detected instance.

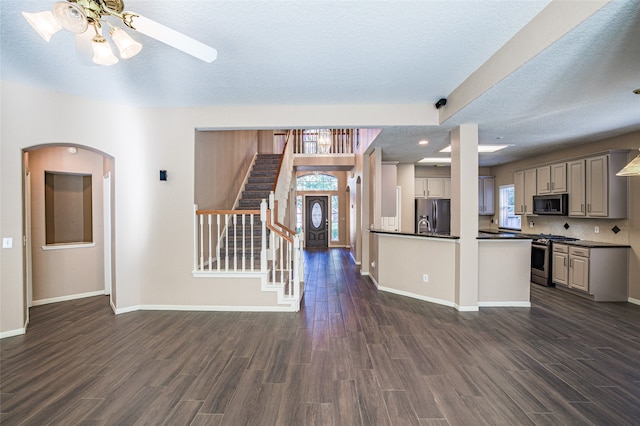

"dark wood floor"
[2,248,640,425]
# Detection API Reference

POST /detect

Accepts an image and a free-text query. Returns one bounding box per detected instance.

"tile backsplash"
[481,215,630,244]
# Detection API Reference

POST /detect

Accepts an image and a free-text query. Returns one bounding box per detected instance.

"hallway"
[1,248,640,424]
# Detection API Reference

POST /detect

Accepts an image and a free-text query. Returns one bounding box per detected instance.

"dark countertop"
[477,232,533,240]
[368,229,459,240]
[554,240,631,249]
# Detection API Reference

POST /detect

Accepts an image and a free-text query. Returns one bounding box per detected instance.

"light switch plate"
[2,237,13,249]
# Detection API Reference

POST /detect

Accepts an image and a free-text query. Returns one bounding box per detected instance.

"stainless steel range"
[530,234,578,286]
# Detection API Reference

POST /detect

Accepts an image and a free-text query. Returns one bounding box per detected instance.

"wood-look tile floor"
[2,248,640,425]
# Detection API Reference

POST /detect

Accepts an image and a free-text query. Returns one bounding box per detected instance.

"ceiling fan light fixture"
[616,149,640,176]
[92,35,119,65]
[22,11,62,42]
[52,1,88,33]
[110,26,142,59]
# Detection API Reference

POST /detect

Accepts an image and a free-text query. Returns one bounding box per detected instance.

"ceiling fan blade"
[128,15,217,63]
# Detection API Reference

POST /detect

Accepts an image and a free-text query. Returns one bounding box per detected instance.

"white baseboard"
[478,301,531,308]
[455,304,480,312]
[377,285,456,308]
[0,327,26,339]
[32,290,106,306]
[628,297,640,306]
[112,304,298,315]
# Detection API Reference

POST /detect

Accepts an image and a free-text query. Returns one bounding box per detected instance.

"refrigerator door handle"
[433,201,437,230]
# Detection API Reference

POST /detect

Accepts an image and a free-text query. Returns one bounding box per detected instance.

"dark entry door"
[305,196,328,248]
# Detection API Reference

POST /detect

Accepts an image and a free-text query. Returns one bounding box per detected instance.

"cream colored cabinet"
[427,178,444,198]
[415,177,451,199]
[443,178,451,199]
[568,247,589,292]
[554,244,629,301]
[567,160,586,216]
[568,152,628,218]
[586,155,608,217]
[552,244,569,286]
[514,169,536,215]
[478,177,494,215]
[414,178,427,198]
[537,163,567,194]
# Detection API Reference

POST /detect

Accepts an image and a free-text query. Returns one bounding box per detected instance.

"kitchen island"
[368,229,532,310]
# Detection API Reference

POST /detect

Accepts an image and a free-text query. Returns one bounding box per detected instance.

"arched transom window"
[296,173,338,191]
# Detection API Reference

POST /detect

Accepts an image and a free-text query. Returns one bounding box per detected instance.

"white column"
[451,124,479,311]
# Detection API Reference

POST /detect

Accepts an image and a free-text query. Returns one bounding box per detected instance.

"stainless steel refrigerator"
[415,198,451,234]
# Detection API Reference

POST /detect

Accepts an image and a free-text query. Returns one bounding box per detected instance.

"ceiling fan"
[22,0,217,65]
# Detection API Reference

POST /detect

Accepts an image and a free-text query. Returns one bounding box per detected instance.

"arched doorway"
[23,144,115,324]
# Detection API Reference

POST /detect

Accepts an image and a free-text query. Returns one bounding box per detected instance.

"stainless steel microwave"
[533,194,568,215]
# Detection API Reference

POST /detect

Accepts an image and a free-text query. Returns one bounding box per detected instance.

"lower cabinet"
[551,244,568,286]
[567,247,589,292]
[552,243,628,301]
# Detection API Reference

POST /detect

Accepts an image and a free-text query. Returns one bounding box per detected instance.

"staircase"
[217,154,282,269]
[238,154,281,209]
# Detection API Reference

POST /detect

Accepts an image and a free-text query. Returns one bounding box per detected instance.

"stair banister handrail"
[271,130,295,225]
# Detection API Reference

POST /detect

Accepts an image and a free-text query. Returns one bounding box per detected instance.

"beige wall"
[375,234,457,306]
[2,80,434,336]
[397,164,415,233]
[194,130,258,210]
[28,146,105,302]
[488,132,640,300]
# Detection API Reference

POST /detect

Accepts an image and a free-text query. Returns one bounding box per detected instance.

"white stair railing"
[193,202,302,302]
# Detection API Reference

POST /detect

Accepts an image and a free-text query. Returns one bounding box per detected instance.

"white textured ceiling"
[2,1,639,166]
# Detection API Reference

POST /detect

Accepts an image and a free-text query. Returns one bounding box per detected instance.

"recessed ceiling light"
[418,140,429,145]
[439,144,510,153]
[418,157,452,164]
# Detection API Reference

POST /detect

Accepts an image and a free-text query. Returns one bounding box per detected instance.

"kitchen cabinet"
[415,177,450,198]
[567,160,586,216]
[568,152,628,218]
[568,246,589,292]
[537,163,567,194]
[551,244,568,286]
[414,178,427,198]
[553,243,629,301]
[478,177,494,215]
[514,169,536,215]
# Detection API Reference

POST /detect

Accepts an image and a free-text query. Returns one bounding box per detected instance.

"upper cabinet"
[414,178,427,198]
[514,169,537,215]
[478,177,495,215]
[537,163,567,194]
[568,152,628,218]
[415,177,450,198]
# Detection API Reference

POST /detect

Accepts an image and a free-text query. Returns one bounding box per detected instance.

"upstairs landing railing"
[291,129,358,155]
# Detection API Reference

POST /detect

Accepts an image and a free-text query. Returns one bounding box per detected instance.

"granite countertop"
[368,228,460,240]
[477,232,533,240]
[555,240,631,249]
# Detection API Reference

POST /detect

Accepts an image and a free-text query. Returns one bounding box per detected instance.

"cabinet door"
[514,171,525,215]
[569,255,589,292]
[568,160,586,216]
[537,166,551,195]
[552,252,568,286]
[443,178,451,199]
[551,163,567,193]
[479,178,494,215]
[427,178,444,198]
[586,155,608,217]
[524,169,537,214]
[414,178,426,198]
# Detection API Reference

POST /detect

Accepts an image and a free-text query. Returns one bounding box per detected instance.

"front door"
[305,195,328,248]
